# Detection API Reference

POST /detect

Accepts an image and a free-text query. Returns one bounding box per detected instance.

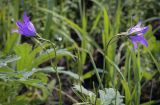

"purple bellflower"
[13,12,36,37]
[128,21,148,49]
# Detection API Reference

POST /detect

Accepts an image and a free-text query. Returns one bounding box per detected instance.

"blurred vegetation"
[0,0,160,105]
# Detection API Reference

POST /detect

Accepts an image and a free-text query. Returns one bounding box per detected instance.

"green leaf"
[0,55,20,67]
[144,25,160,53]
[30,43,50,57]
[14,43,33,71]
[141,100,157,105]
[73,85,96,103]
[32,72,48,83]
[121,80,131,105]
[103,8,109,47]
[99,88,124,105]
[142,70,154,80]
[90,11,102,34]
[32,67,82,81]
[16,79,46,89]
[3,34,20,54]
[0,66,14,73]
[34,49,75,67]
[83,71,95,80]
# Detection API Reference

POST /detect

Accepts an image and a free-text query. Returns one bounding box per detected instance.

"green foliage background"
[0,0,160,105]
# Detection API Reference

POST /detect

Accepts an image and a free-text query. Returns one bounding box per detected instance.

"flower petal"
[133,41,138,49]
[138,36,148,47]
[140,26,149,34]
[18,30,24,35]
[12,29,19,33]
[135,21,142,28]
[129,27,142,34]
[16,21,24,29]
[26,22,36,33]
[128,21,148,35]
[128,35,142,42]
[23,12,30,23]
[20,26,35,37]
[129,35,148,49]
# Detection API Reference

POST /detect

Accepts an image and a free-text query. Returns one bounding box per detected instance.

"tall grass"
[0,0,160,105]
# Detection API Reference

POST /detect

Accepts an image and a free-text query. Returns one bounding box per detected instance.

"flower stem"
[102,32,127,87]
[35,34,62,105]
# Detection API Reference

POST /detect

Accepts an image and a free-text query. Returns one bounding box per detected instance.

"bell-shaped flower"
[13,12,36,37]
[128,21,148,49]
